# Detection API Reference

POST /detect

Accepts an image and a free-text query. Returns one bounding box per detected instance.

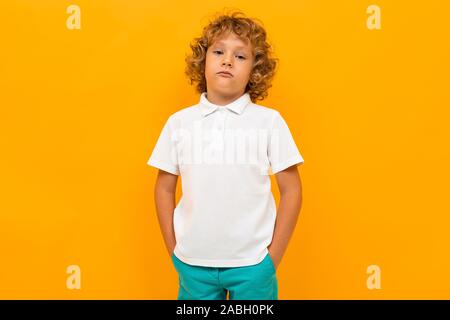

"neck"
[206,91,244,106]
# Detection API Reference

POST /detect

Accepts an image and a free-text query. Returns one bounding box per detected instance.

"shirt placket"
[212,108,227,152]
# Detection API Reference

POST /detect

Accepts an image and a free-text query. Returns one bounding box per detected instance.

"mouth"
[217,71,233,78]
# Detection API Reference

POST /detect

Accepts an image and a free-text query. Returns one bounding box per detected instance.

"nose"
[221,56,232,67]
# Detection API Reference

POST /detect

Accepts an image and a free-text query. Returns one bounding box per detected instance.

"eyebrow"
[214,41,249,51]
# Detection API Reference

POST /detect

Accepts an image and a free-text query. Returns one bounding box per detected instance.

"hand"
[268,248,281,271]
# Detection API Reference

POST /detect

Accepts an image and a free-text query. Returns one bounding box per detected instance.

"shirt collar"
[199,92,251,117]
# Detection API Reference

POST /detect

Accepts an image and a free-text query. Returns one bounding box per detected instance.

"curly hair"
[185,10,278,103]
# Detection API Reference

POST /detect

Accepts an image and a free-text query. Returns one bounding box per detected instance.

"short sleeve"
[147,116,180,175]
[268,111,304,174]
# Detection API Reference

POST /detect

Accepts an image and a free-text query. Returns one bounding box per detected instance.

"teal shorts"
[171,253,278,300]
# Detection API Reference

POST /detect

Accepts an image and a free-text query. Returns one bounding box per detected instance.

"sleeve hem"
[270,154,304,174]
[147,158,180,175]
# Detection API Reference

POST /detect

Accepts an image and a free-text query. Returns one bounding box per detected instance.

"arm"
[268,164,303,270]
[154,169,179,257]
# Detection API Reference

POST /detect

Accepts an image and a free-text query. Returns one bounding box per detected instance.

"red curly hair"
[185,10,278,102]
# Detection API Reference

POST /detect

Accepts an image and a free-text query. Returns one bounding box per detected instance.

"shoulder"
[247,102,278,115]
[165,103,202,126]
[171,103,199,118]
[245,102,281,124]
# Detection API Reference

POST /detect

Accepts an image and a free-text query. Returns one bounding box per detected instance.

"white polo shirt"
[147,92,304,267]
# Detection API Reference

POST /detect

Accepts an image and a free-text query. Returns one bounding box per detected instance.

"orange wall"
[1,0,449,299]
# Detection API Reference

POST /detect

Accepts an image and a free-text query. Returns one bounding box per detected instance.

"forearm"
[268,190,303,260]
[154,188,177,257]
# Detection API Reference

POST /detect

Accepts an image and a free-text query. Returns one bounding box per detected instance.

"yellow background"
[1,0,449,299]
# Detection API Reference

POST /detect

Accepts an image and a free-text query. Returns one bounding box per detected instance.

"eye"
[212,50,246,60]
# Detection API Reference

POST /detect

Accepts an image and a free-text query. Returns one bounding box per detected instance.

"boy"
[147,11,304,300]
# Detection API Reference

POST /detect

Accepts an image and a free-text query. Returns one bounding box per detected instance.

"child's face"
[205,32,254,99]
